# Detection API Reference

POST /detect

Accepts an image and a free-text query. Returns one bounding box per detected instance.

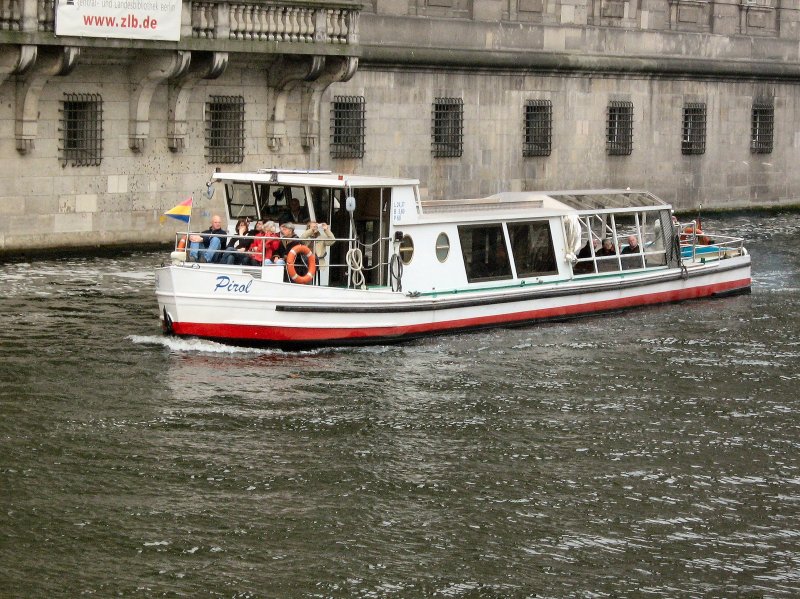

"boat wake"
[127,334,277,355]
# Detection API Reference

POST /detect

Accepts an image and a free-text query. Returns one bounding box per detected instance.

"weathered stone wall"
[322,69,799,209]
[0,59,312,251]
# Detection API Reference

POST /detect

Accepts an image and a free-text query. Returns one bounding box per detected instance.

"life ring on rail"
[176,236,186,250]
[682,226,710,245]
[286,244,317,285]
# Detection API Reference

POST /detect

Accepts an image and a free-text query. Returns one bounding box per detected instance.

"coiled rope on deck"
[346,247,365,289]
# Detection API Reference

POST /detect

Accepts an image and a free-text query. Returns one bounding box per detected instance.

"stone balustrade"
[191,3,356,43]
[0,0,358,43]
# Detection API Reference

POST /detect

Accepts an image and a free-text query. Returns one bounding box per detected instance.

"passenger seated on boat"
[279,194,310,225]
[224,219,252,265]
[247,221,282,266]
[574,239,599,274]
[188,215,226,263]
[621,235,644,270]
[596,238,619,272]
[248,219,264,238]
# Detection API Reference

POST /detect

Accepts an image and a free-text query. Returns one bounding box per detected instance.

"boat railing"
[678,220,746,262]
[172,230,363,286]
[572,240,669,275]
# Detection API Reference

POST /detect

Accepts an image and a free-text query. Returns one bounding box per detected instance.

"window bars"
[59,93,103,167]
[206,95,244,164]
[751,101,774,154]
[524,99,552,157]
[432,97,463,158]
[331,96,365,159]
[681,102,706,155]
[606,100,633,155]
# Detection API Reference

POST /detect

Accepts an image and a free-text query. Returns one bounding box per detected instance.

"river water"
[1,213,798,597]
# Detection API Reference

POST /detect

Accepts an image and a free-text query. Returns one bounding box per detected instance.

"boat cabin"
[204,169,723,295]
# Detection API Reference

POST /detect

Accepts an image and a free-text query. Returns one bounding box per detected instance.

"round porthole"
[435,233,450,263]
[399,235,414,265]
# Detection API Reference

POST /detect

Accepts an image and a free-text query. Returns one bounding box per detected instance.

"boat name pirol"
[214,276,252,294]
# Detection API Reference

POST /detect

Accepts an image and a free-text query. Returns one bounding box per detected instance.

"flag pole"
[186,194,193,241]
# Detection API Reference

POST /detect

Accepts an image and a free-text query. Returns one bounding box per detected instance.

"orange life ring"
[286,244,317,285]
[176,236,186,250]
[682,226,710,245]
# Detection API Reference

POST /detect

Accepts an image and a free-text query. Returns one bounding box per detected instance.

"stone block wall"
[321,68,799,209]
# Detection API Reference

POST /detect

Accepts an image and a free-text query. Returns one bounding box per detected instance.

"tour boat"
[155,168,751,348]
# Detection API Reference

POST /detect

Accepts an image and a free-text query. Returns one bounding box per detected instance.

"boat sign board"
[55,0,182,42]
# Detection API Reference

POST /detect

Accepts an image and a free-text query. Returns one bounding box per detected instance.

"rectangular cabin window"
[310,187,347,225]
[458,224,513,283]
[254,185,310,223]
[225,182,258,220]
[507,221,558,277]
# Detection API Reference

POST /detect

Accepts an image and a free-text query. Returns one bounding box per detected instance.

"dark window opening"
[331,96,365,159]
[751,101,774,154]
[607,100,633,155]
[524,100,552,157]
[60,93,103,167]
[507,221,558,277]
[682,102,706,155]
[206,95,244,164]
[459,224,512,283]
[432,97,463,158]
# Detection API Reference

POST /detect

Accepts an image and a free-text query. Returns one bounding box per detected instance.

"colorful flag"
[164,197,192,223]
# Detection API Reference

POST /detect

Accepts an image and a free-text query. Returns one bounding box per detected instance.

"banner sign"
[55,0,182,42]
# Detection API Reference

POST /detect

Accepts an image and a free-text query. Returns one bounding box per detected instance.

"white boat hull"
[156,256,751,348]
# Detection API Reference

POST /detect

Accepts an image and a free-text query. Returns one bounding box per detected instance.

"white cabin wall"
[397,223,469,292]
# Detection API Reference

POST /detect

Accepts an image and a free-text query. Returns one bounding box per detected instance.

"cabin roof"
[420,190,668,216]
[212,169,419,188]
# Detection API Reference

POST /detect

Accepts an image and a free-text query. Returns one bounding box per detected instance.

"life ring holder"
[286,244,317,285]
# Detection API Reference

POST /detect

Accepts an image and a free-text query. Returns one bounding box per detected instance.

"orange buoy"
[176,236,187,250]
[286,245,317,285]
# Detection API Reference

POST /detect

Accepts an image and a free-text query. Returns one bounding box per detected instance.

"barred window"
[524,99,552,157]
[331,96,365,159]
[206,95,244,164]
[751,101,774,154]
[432,97,463,158]
[59,93,103,167]
[682,103,706,155]
[606,101,633,155]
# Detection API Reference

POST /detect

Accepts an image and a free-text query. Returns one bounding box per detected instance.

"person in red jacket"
[247,221,281,265]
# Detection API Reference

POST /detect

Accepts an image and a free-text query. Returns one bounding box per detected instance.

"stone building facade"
[0,0,798,252]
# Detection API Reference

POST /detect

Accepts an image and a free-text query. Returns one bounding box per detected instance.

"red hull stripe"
[171,278,750,342]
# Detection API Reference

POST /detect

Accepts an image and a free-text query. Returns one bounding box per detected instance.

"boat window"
[435,233,450,262]
[458,224,513,283]
[507,221,558,277]
[399,234,414,265]
[225,182,258,221]
[573,210,673,275]
[309,187,346,224]
[254,184,309,223]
